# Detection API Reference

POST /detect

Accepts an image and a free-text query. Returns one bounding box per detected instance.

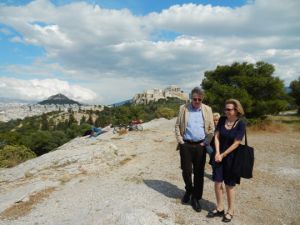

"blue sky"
[0,0,299,104]
[1,0,248,11]
[0,24,44,66]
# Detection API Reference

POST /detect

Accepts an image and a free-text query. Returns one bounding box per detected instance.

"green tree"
[56,121,67,130]
[87,113,94,125]
[41,113,49,130]
[289,77,300,107]
[80,115,87,125]
[202,61,289,118]
[68,113,77,127]
[25,131,58,156]
[48,118,55,130]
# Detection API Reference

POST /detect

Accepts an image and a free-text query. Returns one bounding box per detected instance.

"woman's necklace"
[226,119,237,127]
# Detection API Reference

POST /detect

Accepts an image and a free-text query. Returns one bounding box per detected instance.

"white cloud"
[146,0,300,37]
[0,0,299,104]
[10,36,23,43]
[0,27,12,35]
[0,77,97,103]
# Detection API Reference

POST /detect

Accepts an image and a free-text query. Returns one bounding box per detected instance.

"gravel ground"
[0,118,299,225]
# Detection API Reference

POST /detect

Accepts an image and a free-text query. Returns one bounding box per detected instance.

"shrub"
[0,145,36,168]
[155,107,177,119]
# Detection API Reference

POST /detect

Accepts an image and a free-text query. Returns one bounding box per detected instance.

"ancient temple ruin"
[133,85,188,104]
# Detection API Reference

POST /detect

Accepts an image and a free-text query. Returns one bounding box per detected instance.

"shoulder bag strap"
[223,118,239,147]
[244,125,248,146]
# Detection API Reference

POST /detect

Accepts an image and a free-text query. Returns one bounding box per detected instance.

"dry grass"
[124,176,143,184]
[119,157,132,166]
[58,173,72,184]
[111,137,124,140]
[249,115,300,133]
[50,160,77,169]
[248,120,287,133]
[0,187,56,220]
[117,129,128,135]
[119,154,137,166]
[156,212,169,219]
[268,115,300,122]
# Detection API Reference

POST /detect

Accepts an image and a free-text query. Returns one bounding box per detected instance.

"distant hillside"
[109,99,133,107]
[0,97,34,104]
[38,93,81,105]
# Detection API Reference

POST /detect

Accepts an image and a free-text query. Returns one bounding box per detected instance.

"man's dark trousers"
[180,143,206,200]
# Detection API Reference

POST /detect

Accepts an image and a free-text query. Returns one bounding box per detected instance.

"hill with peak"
[38,93,81,105]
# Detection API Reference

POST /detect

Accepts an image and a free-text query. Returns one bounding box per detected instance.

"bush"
[155,107,177,119]
[0,145,36,168]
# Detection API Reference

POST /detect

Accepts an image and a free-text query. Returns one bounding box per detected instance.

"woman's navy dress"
[212,117,246,186]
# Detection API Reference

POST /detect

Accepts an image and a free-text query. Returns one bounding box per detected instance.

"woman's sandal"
[207,209,225,218]
[222,213,233,223]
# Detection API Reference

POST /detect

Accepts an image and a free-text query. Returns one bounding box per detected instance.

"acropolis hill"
[133,85,188,104]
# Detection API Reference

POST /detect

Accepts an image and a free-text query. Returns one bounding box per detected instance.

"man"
[175,87,214,212]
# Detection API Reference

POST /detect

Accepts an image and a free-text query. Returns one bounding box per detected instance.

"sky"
[0,0,299,104]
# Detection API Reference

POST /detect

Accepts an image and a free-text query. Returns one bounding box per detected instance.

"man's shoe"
[181,192,191,204]
[191,198,201,212]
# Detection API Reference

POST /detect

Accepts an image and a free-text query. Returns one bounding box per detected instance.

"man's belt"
[183,139,204,144]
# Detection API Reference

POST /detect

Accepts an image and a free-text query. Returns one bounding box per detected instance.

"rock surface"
[0,118,299,225]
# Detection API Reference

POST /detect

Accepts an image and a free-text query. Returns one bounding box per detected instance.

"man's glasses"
[192,98,202,102]
[224,108,235,112]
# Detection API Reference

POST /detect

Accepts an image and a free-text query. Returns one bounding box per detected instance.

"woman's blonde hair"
[213,112,221,120]
[225,99,245,117]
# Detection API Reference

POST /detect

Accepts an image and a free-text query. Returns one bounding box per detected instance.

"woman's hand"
[215,153,223,163]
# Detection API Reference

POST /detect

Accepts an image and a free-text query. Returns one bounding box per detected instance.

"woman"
[207,99,246,223]
[213,112,221,127]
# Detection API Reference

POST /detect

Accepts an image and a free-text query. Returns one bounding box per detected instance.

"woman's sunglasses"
[224,108,235,112]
